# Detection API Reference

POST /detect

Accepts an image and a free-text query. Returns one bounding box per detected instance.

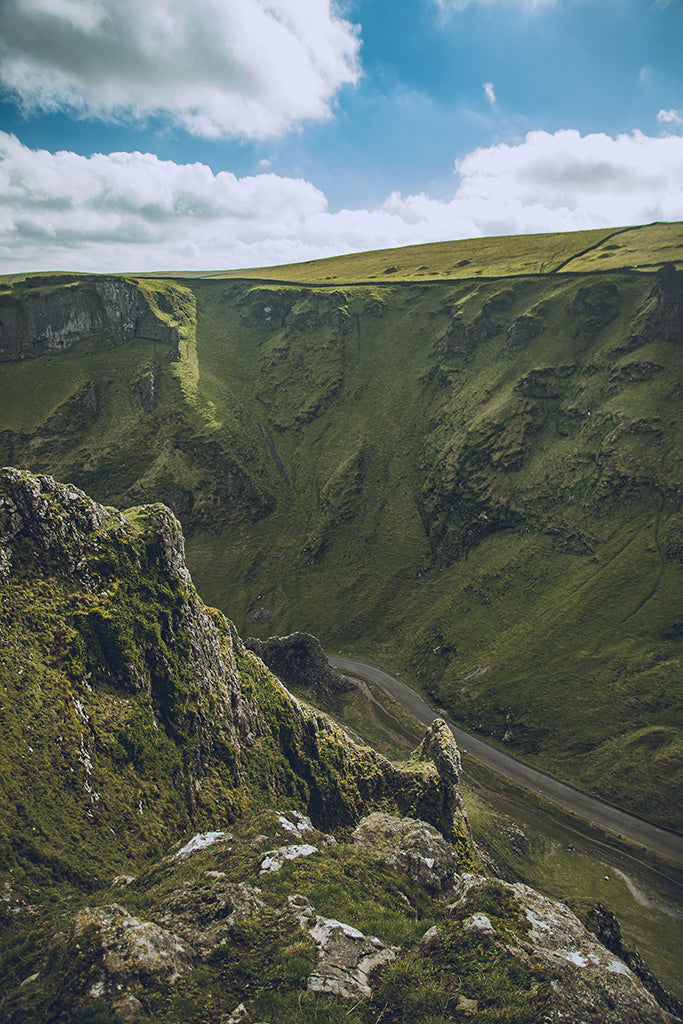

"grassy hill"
[1,223,681,830]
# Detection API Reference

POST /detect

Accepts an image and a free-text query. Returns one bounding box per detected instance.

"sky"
[0,0,681,273]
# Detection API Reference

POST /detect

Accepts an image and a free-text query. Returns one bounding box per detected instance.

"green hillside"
[1,223,682,829]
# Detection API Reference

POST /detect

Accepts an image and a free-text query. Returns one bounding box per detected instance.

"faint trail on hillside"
[329,655,683,868]
[259,423,291,487]
[614,869,683,919]
[549,225,642,274]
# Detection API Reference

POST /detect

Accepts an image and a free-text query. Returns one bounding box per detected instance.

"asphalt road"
[329,655,683,869]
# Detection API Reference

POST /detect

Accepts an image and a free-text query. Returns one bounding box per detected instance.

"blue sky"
[0,0,681,272]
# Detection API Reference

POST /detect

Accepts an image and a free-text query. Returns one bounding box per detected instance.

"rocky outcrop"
[568,280,621,331]
[0,276,183,362]
[0,467,478,874]
[352,812,461,892]
[652,263,683,344]
[447,874,677,1023]
[245,631,354,705]
[289,894,397,999]
[69,904,194,1002]
[586,903,683,1019]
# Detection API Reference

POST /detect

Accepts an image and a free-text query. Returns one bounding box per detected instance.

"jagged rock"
[69,904,193,1002]
[586,903,683,1019]
[245,631,354,704]
[448,875,677,1024]
[154,882,265,955]
[288,894,397,999]
[415,718,472,843]
[0,468,480,872]
[352,812,460,892]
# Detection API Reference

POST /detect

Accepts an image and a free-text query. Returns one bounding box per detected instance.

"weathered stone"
[259,844,319,873]
[352,812,460,892]
[245,632,354,704]
[448,876,677,1024]
[0,277,182,363]
[154,882,265,955]
[463,912,495,935]
[70,904,193,999]
[287,893,396,1000]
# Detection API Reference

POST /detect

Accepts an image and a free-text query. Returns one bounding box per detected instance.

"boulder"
[288,895,397,1000]
[352,811,460,892]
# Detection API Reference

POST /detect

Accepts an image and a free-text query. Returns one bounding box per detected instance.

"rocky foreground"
[0,468,679,1023]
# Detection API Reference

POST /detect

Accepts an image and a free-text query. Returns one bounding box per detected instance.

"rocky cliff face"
[0,275,185,362]
[0,468,678,1024]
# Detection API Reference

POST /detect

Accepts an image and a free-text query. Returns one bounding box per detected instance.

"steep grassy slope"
[1,224,681,829]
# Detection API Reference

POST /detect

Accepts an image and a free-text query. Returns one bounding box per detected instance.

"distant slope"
[1,223,682,830]
[174,221,683,283]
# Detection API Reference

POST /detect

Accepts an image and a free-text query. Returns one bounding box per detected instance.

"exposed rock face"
[653,263,683,344]
[0,467,479,877]
[289,894,397,999]
[352,812,461,892]
[448,875,677,1024]
[586,903,683,1019]
[70,904,194,996]
[414,718,473,847]
[245,631,354,705]
[0,277,182,362]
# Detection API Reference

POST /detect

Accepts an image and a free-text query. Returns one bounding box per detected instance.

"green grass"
[2,225,682,830]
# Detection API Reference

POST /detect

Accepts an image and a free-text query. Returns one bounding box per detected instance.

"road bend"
[328,656,683,869]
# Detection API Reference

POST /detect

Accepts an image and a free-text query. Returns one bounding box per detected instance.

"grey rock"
[287,893,396,1000]
[70,903,193,999]
[307,915,396,999]
[245,632,354,703]
[352,811,460,892]
[448,875,677,1024]
[154,881,265,955]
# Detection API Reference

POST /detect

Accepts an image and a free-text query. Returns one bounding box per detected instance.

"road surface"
[329,656,683,869]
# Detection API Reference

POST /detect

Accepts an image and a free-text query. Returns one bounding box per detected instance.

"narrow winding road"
[329,656,683,869]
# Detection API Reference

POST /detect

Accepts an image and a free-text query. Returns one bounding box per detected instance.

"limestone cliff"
[0,275,187,362]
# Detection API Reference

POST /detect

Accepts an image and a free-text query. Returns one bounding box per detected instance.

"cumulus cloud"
[1,127,682,273]
[0,0,361,138]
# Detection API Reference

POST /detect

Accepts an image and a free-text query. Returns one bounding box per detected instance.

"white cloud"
[0,0,361,139]
[658,108,683,127]
[483,82,496,106]
[1,127,682,274]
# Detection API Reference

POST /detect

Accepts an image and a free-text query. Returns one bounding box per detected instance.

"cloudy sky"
[0,0,681,273]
